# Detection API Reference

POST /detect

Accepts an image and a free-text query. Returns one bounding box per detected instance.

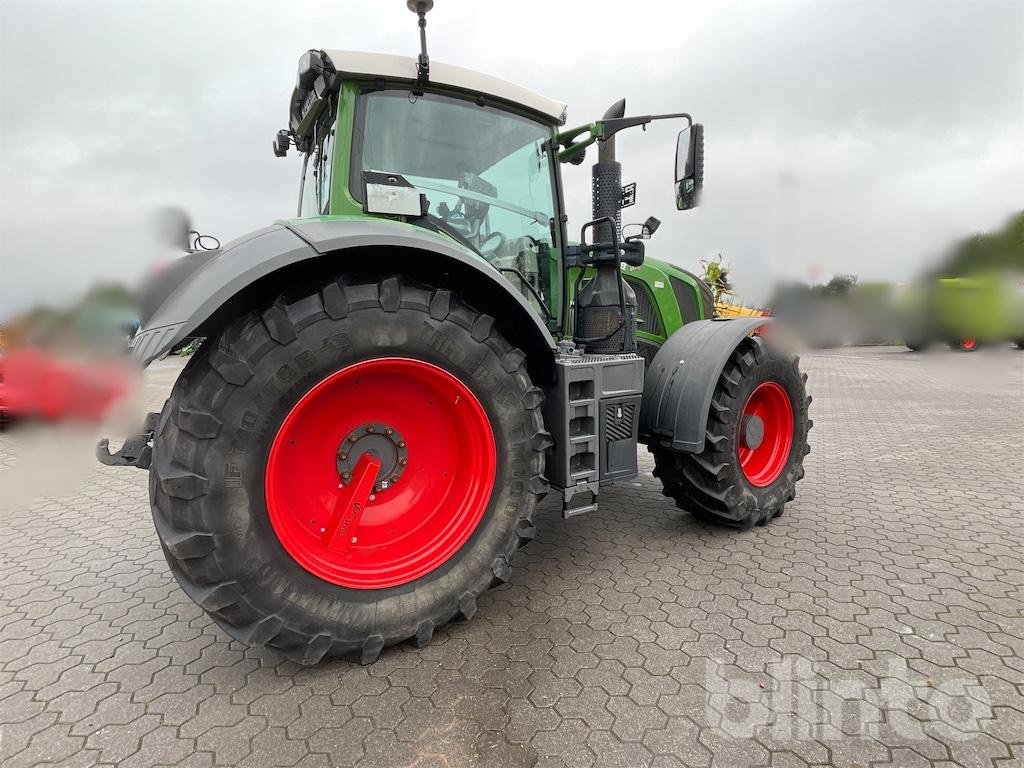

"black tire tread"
[149,276,548,664]
[650,335,811,528]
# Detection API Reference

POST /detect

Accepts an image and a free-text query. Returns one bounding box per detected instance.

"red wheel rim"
[265,358,496,589]
[961,338,977,350]
[737,381,794,487]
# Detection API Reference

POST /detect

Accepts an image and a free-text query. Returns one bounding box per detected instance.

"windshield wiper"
[422,213,488,259]
[411,179,548,226]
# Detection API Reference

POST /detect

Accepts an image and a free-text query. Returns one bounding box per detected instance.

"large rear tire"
[149,276,549,664]
[651,335,811,527]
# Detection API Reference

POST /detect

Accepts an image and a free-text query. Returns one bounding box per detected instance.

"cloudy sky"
[1,0,1021,318]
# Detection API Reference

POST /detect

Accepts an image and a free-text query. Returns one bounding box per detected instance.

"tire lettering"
[225,462,242,488]
[424,324,462,363]
[320,332,351,354]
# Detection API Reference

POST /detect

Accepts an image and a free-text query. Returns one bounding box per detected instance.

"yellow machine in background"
[715,301,769,319]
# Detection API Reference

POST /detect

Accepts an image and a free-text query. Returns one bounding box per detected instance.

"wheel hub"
[737,380,794,487]
[337,423,407,493]
[264,357,496,590]
[741,414,765,450]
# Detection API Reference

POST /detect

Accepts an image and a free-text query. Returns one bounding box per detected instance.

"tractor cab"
[274,39,707,351]
[276,48,569,328]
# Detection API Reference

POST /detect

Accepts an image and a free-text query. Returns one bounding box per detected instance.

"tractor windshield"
[357,90,558,316]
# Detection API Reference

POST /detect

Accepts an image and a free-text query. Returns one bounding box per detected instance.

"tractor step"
[543,347,644,517]
[561,481,599,518]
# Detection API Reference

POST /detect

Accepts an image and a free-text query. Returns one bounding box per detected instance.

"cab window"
[354,89,560,323]
[298,104,336,217]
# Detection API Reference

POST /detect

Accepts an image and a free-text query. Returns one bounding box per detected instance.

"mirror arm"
[622,223,645,243]
[598,112,692,142]
[557,114,692,164]
[556,122,598,143]
[556,122,601,164]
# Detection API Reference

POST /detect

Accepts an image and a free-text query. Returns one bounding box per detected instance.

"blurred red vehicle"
[0,346,133,425]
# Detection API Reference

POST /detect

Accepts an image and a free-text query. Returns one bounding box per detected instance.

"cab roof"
[322,50,567,126]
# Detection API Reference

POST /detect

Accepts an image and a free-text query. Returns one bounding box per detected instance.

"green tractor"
[98,2,811,665]
[902,272,1024,352]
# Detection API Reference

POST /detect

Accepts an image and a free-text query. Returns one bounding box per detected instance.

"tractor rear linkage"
[96,411,159,470]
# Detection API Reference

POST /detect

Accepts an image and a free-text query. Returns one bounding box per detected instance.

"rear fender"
[131,219,557,380]
[132,225,311,364]
[639,317,769,453]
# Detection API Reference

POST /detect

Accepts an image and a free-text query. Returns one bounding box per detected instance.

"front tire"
[149,276,549,664]
[952,338,979,352]
[651,335,811,527]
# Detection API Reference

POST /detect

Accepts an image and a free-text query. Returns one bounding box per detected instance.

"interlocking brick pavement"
[1,346,1022,767]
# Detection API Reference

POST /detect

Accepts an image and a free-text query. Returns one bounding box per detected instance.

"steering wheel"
[479,230,507,258]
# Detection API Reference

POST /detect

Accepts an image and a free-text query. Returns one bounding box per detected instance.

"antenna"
[407,1,434,84]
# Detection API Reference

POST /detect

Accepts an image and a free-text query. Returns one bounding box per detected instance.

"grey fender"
[639,317,770,453]
[131,218,557,372]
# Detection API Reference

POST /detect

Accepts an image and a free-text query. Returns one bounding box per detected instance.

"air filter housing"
[576,270,637,355]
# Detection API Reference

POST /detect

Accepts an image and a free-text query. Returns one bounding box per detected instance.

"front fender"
[639,317,769,453]
[131,217,557,367]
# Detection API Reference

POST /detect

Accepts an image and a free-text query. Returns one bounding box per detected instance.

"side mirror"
[624,216,661,243]
[273,129,290,158]
[675,123,703,210]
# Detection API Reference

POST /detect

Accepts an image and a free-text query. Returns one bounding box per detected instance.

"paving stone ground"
[1,345,1023,768]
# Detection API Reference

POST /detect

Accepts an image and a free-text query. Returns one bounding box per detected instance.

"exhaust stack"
[592,99,625,243]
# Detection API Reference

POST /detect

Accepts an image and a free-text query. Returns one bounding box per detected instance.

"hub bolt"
[399,458,408,466]
[366,425,375,433]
